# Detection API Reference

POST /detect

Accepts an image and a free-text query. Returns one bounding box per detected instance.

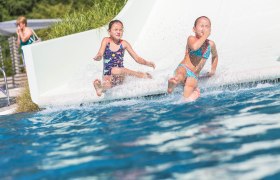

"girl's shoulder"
[120,39,129,48]
[102,37,111,43]
[120,39,128,44]
[208,39,216,48]
[25,27,33,34]
[187,35,196,41]
[187,35,198,45]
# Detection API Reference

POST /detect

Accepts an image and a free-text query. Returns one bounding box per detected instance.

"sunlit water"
[1,83,280,180]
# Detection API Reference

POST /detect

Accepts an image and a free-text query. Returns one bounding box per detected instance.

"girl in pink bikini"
[93,20,156,96]
[167,16,219,101]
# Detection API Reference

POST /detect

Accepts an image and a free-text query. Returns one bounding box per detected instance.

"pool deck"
[0,87,22,116]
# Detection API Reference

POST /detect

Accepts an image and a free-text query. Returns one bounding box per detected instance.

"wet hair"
[194,16,211,27]
[108,20,123,31]
[16,16,27,26]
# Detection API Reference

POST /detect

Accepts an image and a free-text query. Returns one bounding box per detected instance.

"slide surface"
[23,0,280,107]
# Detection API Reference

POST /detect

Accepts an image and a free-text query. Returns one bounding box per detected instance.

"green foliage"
[0,0,69,21]
[0,0,126,21]
[44,0,127,39]
[15,81,40,113]
[0,4,10,22]
[3,59,13,76]
[0,0,36,20]
[6,0,36,16]
[27,2,72,19]
[0,36,13,77]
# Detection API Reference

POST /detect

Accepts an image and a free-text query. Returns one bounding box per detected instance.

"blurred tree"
[27,2,72,18]
[5,0,36,17]
[0,0,115,21]
[0,4,10,21]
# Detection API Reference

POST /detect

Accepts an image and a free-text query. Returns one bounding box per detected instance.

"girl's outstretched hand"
[207,70,215,77]
[147,61,156,69]
[93,54,102,61]
[199,71,215,79]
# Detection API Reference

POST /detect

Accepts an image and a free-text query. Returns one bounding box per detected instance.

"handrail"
[0,67,10,106]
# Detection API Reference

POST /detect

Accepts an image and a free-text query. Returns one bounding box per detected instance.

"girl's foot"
[144,73,152,79]
[93,79,103,96]
[137,72,152,79]
[167,77,178,93]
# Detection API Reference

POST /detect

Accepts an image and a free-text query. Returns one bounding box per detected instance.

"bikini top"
[189,40,211,59]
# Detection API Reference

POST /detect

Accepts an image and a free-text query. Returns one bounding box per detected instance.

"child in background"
[16,16,36,65]
[16,16,34,48]
[93,20,155,96]
[167,16,218,101]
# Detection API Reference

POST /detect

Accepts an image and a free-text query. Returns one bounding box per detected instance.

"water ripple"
[1,83,280,179]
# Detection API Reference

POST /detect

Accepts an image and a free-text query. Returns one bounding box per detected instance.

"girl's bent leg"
[167,77,179,94]
[111,67,151,79]
[93,76,113,96]
[102,76,113,89]
[187,88,200,101]
[183,77,198,100]
[93,79,103,96]
[167,71,185,94]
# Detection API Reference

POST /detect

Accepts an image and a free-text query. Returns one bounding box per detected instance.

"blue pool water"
[1,83,280,179]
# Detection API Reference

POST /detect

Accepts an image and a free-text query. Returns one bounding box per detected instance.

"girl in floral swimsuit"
[167,16,219,101]
[93,20,156,96]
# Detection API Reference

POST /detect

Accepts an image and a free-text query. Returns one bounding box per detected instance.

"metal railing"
[0,67,10,106]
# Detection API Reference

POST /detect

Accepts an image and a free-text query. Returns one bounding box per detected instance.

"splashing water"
[1,83,280,179]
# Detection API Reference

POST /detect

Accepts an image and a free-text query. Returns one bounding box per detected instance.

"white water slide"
[23,0,280,107]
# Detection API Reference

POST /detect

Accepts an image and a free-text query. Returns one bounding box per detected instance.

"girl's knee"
[175,73,185,84]
[103,81,111,89]
[111,67,122,75]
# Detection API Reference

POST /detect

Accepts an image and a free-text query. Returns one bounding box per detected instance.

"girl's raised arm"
[93,37,108,61]
[187,28,211,51]
[17,27,32,46]
[123,40,155,69]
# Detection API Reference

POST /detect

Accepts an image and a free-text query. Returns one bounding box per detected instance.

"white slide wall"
[23,0,280,107]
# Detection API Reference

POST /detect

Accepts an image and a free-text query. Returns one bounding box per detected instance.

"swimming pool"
[1,83,280,179]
